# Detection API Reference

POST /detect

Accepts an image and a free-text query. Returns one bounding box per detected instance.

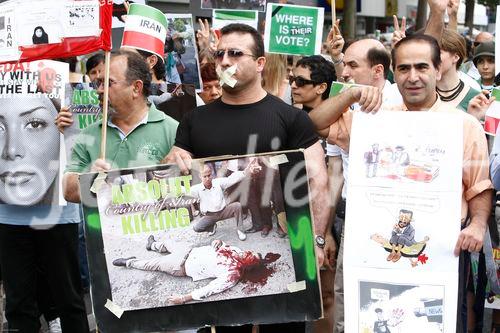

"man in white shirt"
[190,160,260,241]
[112,237,279,304]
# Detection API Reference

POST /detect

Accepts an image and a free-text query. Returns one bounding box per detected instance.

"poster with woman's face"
[0,60,68,206]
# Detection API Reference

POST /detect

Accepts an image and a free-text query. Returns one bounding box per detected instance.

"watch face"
[315,235,325,247]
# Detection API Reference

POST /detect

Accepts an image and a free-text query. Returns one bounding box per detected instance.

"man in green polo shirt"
[63,50,178,203]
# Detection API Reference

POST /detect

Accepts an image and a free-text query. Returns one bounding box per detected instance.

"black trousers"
[0,223,89,333]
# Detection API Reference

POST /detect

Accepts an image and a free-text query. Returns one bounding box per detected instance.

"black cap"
[473,41,495,66]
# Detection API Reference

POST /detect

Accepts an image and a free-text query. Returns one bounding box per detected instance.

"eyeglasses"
[289,76,318,87]
[213,49,256,60]
[91,78,126,89]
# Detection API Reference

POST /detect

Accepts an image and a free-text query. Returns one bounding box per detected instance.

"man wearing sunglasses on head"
[163,23,330,333]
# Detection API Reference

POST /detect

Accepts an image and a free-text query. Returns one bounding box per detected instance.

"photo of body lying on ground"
[95,156,296,310]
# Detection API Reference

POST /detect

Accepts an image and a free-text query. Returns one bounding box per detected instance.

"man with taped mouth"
[163,23,330,332]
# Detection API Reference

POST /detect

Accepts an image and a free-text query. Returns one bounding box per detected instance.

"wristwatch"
[315,235,326,249]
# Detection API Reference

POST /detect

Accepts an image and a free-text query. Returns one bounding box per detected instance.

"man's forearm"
[63,172,82,203]
[309,90,355,132]
[424,1,446,43]
[468,189,493,228]
[305,143,331,236]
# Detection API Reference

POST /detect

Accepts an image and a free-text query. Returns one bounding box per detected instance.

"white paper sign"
[344,111,462,333]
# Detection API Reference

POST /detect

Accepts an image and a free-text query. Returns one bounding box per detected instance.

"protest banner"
[264,3,324,56]
[122,3,167,60]
[164,13,202,91]
[63,82,102,161]
[201,0,266,12]
[0,60,69,206]
[79,150,321,332]
[212,9,259,30]
[0,0,111,64]
[344,111,462,333]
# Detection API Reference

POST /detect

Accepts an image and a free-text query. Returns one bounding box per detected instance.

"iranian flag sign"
[122,4,167,60]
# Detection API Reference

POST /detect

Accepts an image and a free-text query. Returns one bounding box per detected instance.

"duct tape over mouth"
[216,64,238,88]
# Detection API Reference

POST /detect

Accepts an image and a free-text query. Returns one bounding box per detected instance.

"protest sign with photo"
[164,13,202,90]
[149,82,197,122]
[0,0,111,63]
[212,9,259,30]
[201,0,266,12]
[63,82,102,161]
[344,111,462,333]
[264,3,323,56]
[0,60,68,206]
[80,151,321,331]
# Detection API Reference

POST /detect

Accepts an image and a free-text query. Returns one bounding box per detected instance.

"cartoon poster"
[344,111,463,333]
[80,151,322,331]
[0,60,68,206]
[264,3,324,56]
[201,0,266,12]
[164,13,202,91]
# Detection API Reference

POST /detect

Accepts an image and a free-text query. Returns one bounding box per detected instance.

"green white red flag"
[121,3,167,60]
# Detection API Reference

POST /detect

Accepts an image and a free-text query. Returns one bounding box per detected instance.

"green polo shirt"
[65,104,178,173]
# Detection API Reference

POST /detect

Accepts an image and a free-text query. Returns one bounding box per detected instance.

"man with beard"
[62,50,178,203]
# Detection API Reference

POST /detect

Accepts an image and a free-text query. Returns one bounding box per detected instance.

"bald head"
[475,32,494,44]
[348,38,386,53]
[342,38,390,86]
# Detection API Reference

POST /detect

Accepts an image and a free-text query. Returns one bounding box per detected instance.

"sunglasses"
[289,76,318,87]
[213,49,256,60]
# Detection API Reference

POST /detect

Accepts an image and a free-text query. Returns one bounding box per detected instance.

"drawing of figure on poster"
[347,112,463,191]
[362,142,439,183]
[95,156,295,310]
[371,209,430,268]
[16,2,63,46]
[345,187,460,272]
[358,281,444,333]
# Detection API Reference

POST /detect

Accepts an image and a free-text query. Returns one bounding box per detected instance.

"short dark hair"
[296,55,336,100]
[367,48,391,79]
[200,62,218,83]
[399,209,413,219]
[113,50,152,98]
[136,49,166,81]
[220,23,264,58]
[391,34,441,71]
[86,52,105,74]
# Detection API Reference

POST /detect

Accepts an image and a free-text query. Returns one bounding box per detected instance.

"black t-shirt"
[175,94,318,157]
